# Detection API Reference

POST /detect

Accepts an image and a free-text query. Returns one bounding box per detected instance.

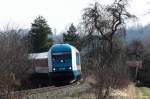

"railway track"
[12,81,88,99]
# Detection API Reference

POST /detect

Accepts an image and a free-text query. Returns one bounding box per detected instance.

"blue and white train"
[48,44,81,82]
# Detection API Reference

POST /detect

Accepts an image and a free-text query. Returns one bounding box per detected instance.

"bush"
[0,29,32,99]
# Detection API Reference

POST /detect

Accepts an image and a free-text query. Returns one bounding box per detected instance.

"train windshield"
[52,52,71,60]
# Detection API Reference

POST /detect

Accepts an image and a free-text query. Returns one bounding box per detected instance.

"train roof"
[29,52,48,59]
[50,44,77,53]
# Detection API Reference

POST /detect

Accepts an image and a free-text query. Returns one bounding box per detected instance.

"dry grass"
[65,83,140,99]
[65,91,96,99]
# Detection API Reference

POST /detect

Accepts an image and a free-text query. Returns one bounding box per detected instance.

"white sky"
[0,0,150,33]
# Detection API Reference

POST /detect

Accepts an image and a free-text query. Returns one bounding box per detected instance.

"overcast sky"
[0,0,150,33]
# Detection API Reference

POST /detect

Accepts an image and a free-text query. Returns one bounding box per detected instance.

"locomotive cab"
[48,44,81,83]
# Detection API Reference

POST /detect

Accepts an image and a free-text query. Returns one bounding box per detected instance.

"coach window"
[76,52,80,65]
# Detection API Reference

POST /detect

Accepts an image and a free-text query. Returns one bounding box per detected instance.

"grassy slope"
[136,87,150,99]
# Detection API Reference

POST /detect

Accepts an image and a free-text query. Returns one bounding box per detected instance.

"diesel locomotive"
[48,44,81,83]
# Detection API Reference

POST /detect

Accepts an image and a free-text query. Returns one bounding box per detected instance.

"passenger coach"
[48,44,81,82]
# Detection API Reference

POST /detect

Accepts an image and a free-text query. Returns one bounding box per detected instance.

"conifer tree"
[63,24,81,50]
[29,15,52,52]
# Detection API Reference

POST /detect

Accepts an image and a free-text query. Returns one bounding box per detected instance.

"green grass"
[136,87,150,99]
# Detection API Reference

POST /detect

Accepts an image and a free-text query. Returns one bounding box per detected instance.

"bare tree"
[82,0,135,99]
[0,29,31,99]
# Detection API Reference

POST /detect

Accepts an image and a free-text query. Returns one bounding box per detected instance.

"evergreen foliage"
[63,24,81,50]
[29,15,52,52]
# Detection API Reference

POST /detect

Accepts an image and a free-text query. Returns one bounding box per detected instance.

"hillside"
[126,24,150,44]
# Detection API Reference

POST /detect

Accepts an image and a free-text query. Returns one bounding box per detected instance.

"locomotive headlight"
[53,68,56,71]
[69,67,72,70]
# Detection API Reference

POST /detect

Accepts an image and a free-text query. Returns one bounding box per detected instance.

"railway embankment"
[14,82,91,99]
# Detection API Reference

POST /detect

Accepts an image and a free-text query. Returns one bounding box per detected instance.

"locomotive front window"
[52,55,62,60]
[52,52,71,60]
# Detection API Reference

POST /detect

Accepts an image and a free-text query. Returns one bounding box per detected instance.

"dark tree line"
[127,39,150,85]
[29,16,81,52]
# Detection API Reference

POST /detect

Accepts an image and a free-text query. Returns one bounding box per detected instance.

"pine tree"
[63,24,81,50]
[29,15,52,52]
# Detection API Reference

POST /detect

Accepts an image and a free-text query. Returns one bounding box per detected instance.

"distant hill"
[126,24,150,44]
